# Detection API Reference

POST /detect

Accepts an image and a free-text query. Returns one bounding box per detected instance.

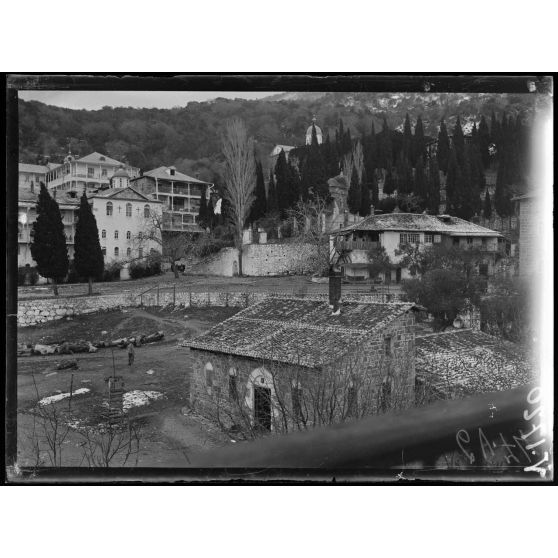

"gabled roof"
[19,163,49,174]
[416,329,534,397]
[18,186,80,206]
[333,213,503,237]
[76,152,126,166]
[137,167,211,185]
[189,296,416,368]
[90,186,162,202]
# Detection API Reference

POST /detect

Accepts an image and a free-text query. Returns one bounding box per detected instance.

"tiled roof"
[19,163,49,174]
[334,213,503,237]
[18,186,79,206]
[76,152,126,166]
[189,297,416,367]
[138,167,211,184]
[416,329,535,397]
[90,186,161,202]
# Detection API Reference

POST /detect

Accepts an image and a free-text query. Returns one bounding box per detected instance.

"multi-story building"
[18,184,79,268]
[512,192,540,277]
[330,213,506,283]
[18,183,162,269]
[131,166,212,232]
[46,152,140,194]
[18,163,50,189]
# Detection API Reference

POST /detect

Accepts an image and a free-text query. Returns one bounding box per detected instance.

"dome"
[111,165,130,179]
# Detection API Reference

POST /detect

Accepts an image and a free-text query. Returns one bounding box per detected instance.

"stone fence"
[17,289,403,328]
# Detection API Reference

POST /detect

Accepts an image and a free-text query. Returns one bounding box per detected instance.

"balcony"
[336,240,380,251]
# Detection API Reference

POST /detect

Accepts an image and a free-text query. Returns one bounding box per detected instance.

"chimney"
[329,265,342,310]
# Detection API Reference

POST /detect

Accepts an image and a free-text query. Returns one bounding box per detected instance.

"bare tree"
[221,118,257,276]
[136,210,204,278]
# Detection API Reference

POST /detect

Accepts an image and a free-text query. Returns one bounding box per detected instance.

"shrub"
[102,261,122,282]
[376,197,397,213]
[18,265,39,286]
[129,262,147,280]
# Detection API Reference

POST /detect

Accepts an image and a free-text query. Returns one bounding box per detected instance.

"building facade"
[90,187,163,264]
[330,213,506,282]
[131,166,211,233]
[46,152,140,194]
[18,163,50,189]
[188,295,418,435]
[512,193,540,277]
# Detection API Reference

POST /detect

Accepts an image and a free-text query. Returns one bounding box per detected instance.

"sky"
[18,91,279,110]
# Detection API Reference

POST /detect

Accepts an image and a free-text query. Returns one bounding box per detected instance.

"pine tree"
[437,118,450,173]
[347,167,361,214]
[249,160,267,223]
[74,190,104,295]
[359,169,371,217]
[478,115,491,168]
[413,115,425,166]
[30,182,69,296]
[483,189,492,219]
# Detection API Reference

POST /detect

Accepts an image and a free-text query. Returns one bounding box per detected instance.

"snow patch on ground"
[123,390,164,412]
[39,388,90,406]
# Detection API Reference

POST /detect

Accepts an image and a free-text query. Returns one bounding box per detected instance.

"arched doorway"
[246,368,275,431]
[232,260,239,277]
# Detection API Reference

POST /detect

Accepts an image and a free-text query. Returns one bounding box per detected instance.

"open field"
[16,306,240,468]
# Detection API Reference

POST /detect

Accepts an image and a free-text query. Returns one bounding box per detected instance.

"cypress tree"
[490,111,501,151]
[478,115,491,168]
[383,169,396,196]
[452,115,465,166]
[267,169,278,214]
[427,157,441,214]
[483,189,492,219]
[249,160,267,223]
[494,154,514,217]
[274,149,290,217]
[445,148,458,212]
[74,190,104,295]
[414,156,427,208]
[403,113,413,163]
[437,119,450,173]
[207,196,216,229]
[359,170,371,217]
[30,182,69,296]
[301,124,329,203]
[379,117,392,170]
[413,115,425,166]
[197,187,209,227]
[347,165,361,214]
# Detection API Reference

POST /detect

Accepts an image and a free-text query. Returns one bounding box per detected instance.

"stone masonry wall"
[17,289,403,328]
[188,243,318,277]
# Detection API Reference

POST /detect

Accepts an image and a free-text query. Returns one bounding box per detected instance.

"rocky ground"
[16,305,240,468]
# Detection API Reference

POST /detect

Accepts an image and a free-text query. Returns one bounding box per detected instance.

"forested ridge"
[18,91,537,185]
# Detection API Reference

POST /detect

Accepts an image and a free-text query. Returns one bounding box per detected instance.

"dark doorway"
[396,267,402,283]
[254,386,272,431]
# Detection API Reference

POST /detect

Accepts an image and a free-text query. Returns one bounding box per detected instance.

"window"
[400,233,420,245]
[204,363,214,388]
[453,237,460,246]
[101,247,106,256]
[144,204,150,218]
[106,202,113,216]
[114,230,119,239]
[434,234,442,243]
[114,247,119,257]
[228,368,238,402]
[126,203,132,217]
[424,233,433,244]
[384,335,393,357]
[138,232,143,240]
[127,247,131,257]
[87,167,94,177]
[481,237,487,247]
[379,376,392,413]
[466,237,473,245]
[101,229,106,239]
[126,231,131,239]
[101,168,107,177]
[138,248,143,258]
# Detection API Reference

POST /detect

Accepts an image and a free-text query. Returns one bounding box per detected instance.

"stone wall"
[17,289,404,328]
[187,242,318,277]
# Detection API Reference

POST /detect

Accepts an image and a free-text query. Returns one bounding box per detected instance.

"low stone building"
[188,291,419,436]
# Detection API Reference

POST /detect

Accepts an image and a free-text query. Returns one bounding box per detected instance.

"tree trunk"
[88,276,93,296]
[174,268,179,279]
[52,278,58,296]
[238,243,243,277]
